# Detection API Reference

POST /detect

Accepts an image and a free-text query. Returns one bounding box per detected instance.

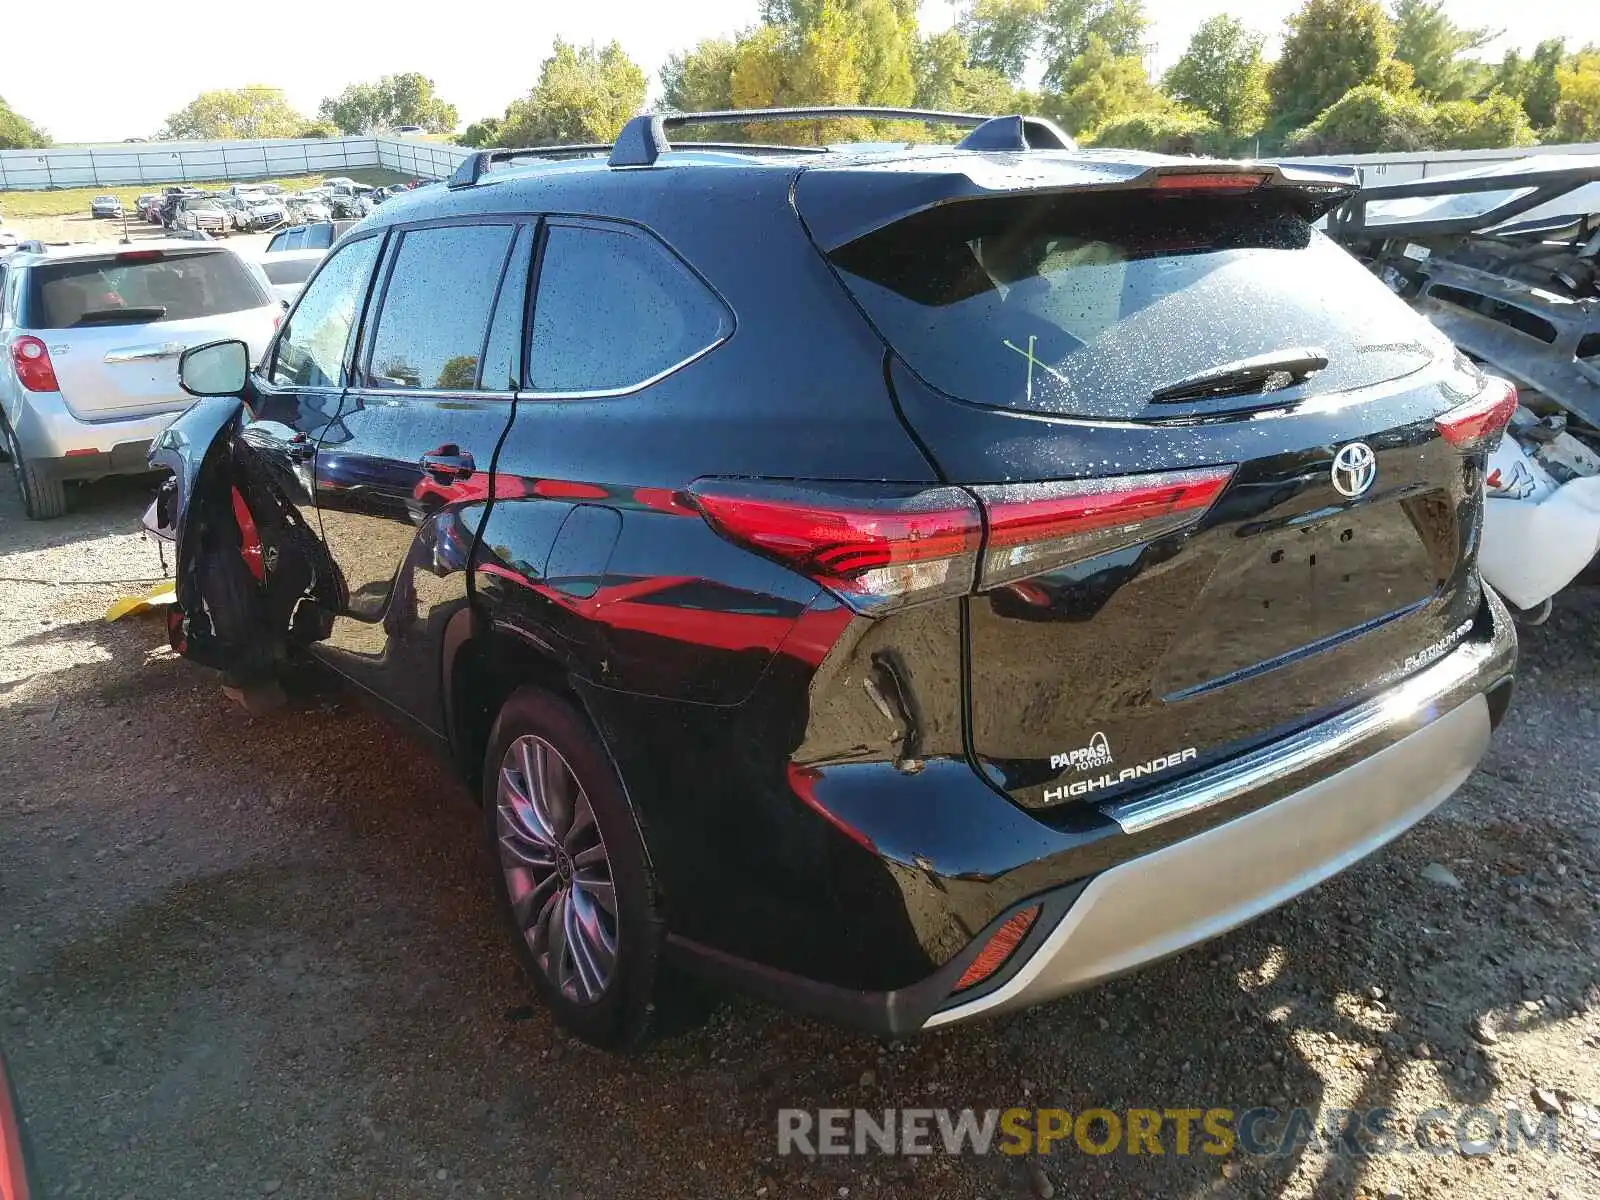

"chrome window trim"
[342,387,516,402]
[517,335,729,401]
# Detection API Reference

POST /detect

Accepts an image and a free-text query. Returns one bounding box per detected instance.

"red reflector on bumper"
[955,905,1041,991]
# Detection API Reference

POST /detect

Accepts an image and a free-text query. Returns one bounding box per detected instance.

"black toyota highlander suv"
[151,107,1518,1050]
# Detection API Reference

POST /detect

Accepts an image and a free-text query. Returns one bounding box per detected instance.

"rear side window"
[24,250,268,330]
[828,194,1443,420]
[270,235,382,388]
[529,222,728,394]
[479,227,534,391]
[267,231,290,252]
[366,223,516,391]
[305,225,332,249]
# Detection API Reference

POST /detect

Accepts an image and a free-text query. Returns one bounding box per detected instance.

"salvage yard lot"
[1,477,1598,1200]
[0,169,408,219]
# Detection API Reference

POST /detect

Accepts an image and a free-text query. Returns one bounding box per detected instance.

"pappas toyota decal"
[1043,732,1198,803]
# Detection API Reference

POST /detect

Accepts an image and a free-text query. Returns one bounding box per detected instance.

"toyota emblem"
[1331,442,1377,498]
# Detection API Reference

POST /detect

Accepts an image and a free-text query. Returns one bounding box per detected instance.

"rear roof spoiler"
[798,160,1361,252]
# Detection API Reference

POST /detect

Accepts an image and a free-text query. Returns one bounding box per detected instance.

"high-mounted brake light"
[689,480,982,612]
[10,335,59,393]
[1151,172,1270,194]
[974,466,1235,588]
[1436,378,1517,450]
[114,249,164,263]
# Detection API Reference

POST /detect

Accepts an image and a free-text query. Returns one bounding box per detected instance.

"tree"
[1283,83,1534,153]
[1041,0,1147,92]
[1525,38,1567,129]
[498,40,647,147]
[1390,0,1495,101]
[0,96,48,149]
[1554,46,1600,143]
[1429,93,1536,148]
[960,0,1046,82]
[1283,83,1433,153]
[457,117,502,148]
[160,87,307,140]
[661,37,740,112]
[296,122,336,139]
[317,73,458,135]
[912,29,1035,119]
[1091,106,1222,152]
[1268,0,1397,132]
[1043,32,1161,137]
[1163,15,1270,140]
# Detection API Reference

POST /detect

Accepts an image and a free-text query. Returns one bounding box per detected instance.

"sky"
[6,0,1594,143]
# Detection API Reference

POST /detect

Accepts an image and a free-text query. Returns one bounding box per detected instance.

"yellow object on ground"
[105,582,176,621]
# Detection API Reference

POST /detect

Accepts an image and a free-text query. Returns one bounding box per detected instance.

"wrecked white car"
[1329,155,1600,620]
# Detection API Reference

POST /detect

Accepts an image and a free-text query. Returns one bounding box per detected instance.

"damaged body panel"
[1329,155,1600,614]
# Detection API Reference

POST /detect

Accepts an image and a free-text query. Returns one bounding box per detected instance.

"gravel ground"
[1,472,1598,1200]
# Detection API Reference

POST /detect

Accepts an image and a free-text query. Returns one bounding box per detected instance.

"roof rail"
[609,106,1073,168]
[448,144,611,189]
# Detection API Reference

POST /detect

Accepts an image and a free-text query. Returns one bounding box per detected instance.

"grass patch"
[0,168,413,219]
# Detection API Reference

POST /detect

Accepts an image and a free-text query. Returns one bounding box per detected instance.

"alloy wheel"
[495,734,618,1004]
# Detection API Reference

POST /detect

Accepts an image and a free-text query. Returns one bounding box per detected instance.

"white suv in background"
[0,242,279,518]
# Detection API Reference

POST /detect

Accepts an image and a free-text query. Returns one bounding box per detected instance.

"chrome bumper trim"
[1103,632,1494,836]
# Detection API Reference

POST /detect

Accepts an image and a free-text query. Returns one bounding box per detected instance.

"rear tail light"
[689,480,981,612]
[1436,378,1517,450]
[10,335,59,393]
[973,466,1235,588]
[690,469,1234,610]
[954,905,1040,991]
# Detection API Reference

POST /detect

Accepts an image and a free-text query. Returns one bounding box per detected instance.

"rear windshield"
[828,193,1442,419]
[25,250,267,329]
[261,257,318,286]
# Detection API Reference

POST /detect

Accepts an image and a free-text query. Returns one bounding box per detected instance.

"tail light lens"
[972,466,1235,588]
[690,469,1235,610]
[11,335,59,393]
[689,479,981,613]
[1436,377,1518,450]
[954,905,1040,991]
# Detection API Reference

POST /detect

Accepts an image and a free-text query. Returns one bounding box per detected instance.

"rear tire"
[3,420,66,519]
[482,687,666,1052]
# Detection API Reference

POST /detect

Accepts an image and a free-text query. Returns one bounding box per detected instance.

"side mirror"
[179,339,250,397]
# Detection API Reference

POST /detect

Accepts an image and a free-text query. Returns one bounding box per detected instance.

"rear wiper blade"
[1150,347,1329,405]
[73,306,168,326]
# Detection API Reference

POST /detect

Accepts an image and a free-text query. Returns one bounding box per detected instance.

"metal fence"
[0,137,471,190]
[1293,140,1600,184]
[3,132,1597,192]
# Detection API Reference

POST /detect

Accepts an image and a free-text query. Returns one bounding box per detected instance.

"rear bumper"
[666,587,1515,1034]
[11,388,184,475]
[927,689,1490,1025]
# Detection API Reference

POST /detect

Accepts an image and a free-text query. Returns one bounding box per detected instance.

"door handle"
[420,447,475,480]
